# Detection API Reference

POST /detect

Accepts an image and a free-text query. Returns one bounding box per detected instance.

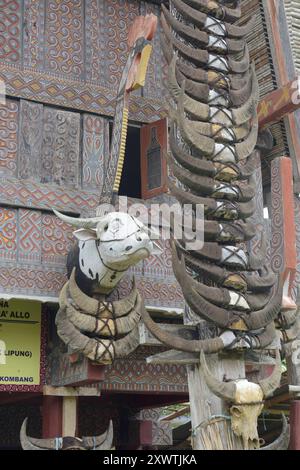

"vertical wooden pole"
[271,157,298,449]
[62,396,78,437]
[187,352,245,449]
[42,396,63,438]
[289,401,300,450]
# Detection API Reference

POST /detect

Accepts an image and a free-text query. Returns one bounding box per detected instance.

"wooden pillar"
[271,157,297,308]
[187,353,245,450]
[118,408,172,450]
[42,396,62,438]
[62,396,78,437]
[290,401,300,450]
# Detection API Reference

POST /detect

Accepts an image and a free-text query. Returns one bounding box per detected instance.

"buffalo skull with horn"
[200,350,287,450]
[53,210,155,294]
[53,210,157,363]
[20,418,113,450]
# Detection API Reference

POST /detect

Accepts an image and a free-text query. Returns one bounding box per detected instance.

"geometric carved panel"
[23,0,46,69]
[44,0,84,79]
[247,153,265,257]
[293,195,300,299]
[83,114,109,191]
[18,209,42,264]
[270,158,284,273]
[0,208,17,261]
[85,0,103,83]
[102,354,188,393]
[140,1,164,100]
[0,265,67,297]
[0,99,19,177]
[99,0,140,88]
[41,107,81,188]
[42,213,74,265]
[18,100,43,180]
[0,0,22,64]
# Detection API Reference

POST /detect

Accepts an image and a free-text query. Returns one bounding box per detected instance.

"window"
[112,119,168,200]
[140,118,168,199]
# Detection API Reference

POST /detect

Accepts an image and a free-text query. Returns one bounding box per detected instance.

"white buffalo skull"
[200,350,282,449]
[53,210,157,292]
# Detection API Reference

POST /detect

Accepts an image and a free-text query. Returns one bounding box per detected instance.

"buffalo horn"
[200,350,237,401]
[53,209,101,229]
[139,301,225,353]
[258,415,290,450]
[82,421,114,450]
[63,288,141,337]
[171,0,255,38]
[20,418,54,450]
[69,268,138,318]
[258,350,282,398]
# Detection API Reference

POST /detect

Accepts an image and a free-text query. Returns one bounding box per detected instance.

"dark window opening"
[109,123,141,199]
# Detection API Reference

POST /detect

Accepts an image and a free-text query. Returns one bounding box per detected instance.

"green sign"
[0,299,42,386]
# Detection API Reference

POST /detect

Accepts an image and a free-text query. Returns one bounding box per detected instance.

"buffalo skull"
[53,210,156,293]
[200,350,282,449]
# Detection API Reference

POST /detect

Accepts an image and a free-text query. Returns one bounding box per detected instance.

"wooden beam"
[258,78,300,129]
[43,385,101,397]
[139,322,197,347]
[146,349,199,365]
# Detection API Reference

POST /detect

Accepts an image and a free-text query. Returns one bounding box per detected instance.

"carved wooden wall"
[0,0,167,122]
[0,1,181,305]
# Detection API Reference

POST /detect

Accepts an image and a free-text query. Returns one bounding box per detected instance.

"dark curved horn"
[171,0,254,38]
[180,118,251,144]
[69,268,138,318]
[169,126,259,181]
[246,288,275,311]
[168,151,255,203]
[258,350,282,398]
[172,245,234,309]
[244,278,283,330]
[182,250,277,292]
[169,127,230,178]
[57,284,140,363]
[256,322,277,349]
[162,6,244,54]
[161,16,250,74]
[168,178,255,220]
[181,0,242,22]
[171,245,246,329]
[174,53,252,90]
[235,114,259,161]
[139,300,225,353]
[248,232,268,270]
[83,421,114,450]
[20,418,55,450]
[200,350,237,401]
[258,415,290,450]
[65,292,142,337]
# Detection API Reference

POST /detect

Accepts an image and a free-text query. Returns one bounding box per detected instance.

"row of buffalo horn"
[55,268,142,364]
[139,0,289,450]
[141,0,282,351]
